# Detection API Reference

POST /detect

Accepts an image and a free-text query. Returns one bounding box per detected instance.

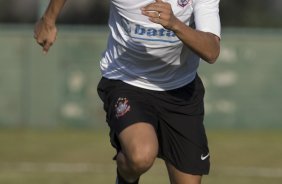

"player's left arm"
[142,0,221,64]
[34,0,67,54]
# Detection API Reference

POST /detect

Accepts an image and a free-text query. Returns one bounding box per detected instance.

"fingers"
[141,0,171,18]
[35,36,55,54]
[35,36,54,54]
[142,2,168,13]
[142,11,164,25]
[141,1,170,25]
[33,19,57,54]
[142,10,160,19]
[142,1,177,29]
[43,41,53,54]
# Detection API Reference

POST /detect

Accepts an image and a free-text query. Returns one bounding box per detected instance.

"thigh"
[155,75,210,175]
[165,162,202,184]
[97,77,159,155]
[118,122,159,160]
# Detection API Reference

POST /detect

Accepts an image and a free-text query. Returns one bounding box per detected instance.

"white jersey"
[100,0,221,91]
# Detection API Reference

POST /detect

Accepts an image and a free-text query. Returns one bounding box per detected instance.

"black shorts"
[97,75,210,175]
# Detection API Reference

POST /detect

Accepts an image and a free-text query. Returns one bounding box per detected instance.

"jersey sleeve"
[193,0,221,38]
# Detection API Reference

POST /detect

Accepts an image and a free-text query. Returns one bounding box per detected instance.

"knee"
[127,147,157,174]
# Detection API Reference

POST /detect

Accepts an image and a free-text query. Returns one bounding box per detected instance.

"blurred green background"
[0,0,282,184]
[1,26,282,129]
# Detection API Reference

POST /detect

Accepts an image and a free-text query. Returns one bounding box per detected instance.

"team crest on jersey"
[178,0,192,7]
[115,97,131,118]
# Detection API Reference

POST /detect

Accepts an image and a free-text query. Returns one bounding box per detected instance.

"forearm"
[34,0,66,53]
[42,0,67,24]
[172,19,220,64]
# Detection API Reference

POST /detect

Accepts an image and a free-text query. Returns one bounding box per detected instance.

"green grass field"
[0,129,281,184]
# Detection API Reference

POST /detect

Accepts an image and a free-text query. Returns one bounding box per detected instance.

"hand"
[34,16,57,54]
[141,0,179,30]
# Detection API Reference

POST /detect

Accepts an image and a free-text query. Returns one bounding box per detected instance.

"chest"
[111,0,194,19]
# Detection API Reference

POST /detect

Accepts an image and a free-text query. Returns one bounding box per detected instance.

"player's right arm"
[34,0,67,54]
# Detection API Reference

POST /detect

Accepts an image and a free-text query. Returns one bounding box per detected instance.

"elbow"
[203,47,220,64]
[205,53,219,64]
[202,34,221,64]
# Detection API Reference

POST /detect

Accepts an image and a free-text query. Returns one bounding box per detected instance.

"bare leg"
[116,122,159,183]
[165,162,202,184]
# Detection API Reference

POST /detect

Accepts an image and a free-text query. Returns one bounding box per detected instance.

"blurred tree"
[0,0,281,27]
[0,0,38,23]
[220,0,282,27]
[58,1,109,25]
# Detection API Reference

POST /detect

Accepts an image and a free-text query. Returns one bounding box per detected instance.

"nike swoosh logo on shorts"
[201,153,210,160]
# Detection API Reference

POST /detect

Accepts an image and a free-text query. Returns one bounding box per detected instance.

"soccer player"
[34,0,221,184]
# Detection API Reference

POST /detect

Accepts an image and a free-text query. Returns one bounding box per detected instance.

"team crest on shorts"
[178,0,192,7]
[115,97,131,118]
